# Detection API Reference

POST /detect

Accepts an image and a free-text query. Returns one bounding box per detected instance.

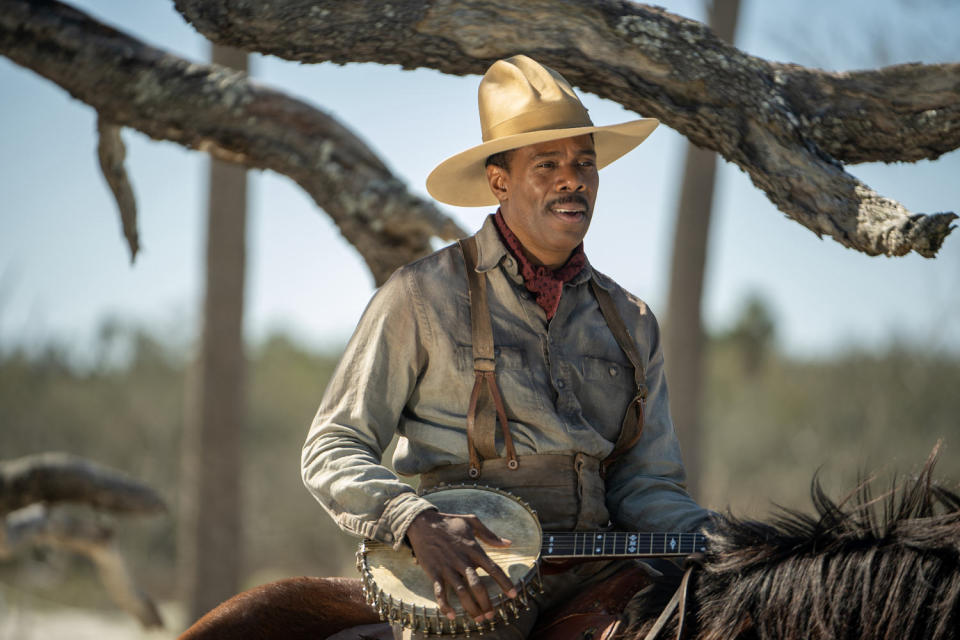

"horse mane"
[622,449,960,640]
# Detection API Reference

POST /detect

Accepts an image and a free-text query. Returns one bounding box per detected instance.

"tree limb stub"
[0,452,167,515]
[97,117,140,263]
[0,0,465,283]
[173,0,958,257]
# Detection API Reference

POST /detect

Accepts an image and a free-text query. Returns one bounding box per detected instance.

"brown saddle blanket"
[178,564,652,640]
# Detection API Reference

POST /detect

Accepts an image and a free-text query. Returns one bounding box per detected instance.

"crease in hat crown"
[426,55,659,207]
[479,56,593,141]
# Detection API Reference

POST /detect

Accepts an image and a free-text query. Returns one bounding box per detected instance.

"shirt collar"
[473,213,510,272]
[472,213,596,287]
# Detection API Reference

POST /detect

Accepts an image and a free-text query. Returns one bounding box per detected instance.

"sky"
[1,0,959,364]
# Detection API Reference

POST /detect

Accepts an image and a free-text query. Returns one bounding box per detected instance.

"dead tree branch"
[0,0,465,284]
[0,452,166,515]
[171,0,958,257]
[97,118,140,263]
[0,454,167,628]
[1,504,164,628]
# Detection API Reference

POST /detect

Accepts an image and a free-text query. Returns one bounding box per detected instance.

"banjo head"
[359,485,542,633]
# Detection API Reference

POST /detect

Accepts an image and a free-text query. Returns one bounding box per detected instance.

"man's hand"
[405,509,518,624]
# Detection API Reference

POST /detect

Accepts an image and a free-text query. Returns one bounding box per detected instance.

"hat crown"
[478,55,593,142]
[426,55,658,207]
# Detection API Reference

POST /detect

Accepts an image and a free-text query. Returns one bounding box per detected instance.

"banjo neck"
[540,530,707,559]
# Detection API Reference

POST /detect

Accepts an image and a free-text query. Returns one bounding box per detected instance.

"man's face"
[486,135,599,269]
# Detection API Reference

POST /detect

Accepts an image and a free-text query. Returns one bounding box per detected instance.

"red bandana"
[494,210,586,320]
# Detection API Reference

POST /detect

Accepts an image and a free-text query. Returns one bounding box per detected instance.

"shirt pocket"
[579,355,635,441]
[456,344,545,411]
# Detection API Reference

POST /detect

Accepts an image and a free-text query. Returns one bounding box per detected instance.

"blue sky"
[1,0,958,363]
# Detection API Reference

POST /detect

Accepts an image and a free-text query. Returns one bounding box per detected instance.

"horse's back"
[178,576,381,640]
[178,565,653,640]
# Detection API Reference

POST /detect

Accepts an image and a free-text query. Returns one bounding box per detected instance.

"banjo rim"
[357,484,543,635]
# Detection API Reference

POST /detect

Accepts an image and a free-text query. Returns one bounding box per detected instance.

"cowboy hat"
[426,55,659,207]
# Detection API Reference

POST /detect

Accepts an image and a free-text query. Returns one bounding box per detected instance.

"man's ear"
[485,164,509,202]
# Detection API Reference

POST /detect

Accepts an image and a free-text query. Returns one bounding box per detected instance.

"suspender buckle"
[636,384,648,405]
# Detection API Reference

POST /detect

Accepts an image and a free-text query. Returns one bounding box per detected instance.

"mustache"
[546,194,590,210]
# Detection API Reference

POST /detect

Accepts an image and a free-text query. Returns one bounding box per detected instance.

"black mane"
[622,451,960,640]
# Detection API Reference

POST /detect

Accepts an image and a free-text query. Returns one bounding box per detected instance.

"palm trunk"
[178,43,249,626]
[664,0,741,498]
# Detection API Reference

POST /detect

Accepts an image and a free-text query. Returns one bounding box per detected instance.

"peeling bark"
[0,0,465,284]
[171,0,958,257]
[97,117,139,263]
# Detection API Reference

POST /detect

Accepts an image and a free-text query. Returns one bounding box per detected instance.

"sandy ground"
[0,601,183,640]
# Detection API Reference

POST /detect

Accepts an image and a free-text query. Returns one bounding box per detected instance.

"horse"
[180,451,960,640]
[622,450,960,640]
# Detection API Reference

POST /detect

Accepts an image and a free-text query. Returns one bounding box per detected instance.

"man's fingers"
[467,516,512,547]
[407,511,519,623]
[433,579,456,620]
[464,516,518,599]
[464,567,496,620]
[442,568,484,622]
[474,552,518,599]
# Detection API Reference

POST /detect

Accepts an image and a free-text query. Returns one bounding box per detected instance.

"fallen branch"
[1,503,164,628]
[0,452,166,515]
[0,453,168,629]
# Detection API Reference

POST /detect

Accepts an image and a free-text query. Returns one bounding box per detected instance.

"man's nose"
[556,163,586,191]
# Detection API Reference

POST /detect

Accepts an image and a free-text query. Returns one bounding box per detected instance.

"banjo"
[357,485,707,635]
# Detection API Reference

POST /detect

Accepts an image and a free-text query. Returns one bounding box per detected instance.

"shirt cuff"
[375,491,438,550]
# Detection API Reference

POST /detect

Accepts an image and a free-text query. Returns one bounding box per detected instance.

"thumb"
[469,517,512,547]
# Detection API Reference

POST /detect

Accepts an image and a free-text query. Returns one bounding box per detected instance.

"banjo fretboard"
[540,531,707,558]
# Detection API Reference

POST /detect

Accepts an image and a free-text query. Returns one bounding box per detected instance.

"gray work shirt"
[302,215,711,547]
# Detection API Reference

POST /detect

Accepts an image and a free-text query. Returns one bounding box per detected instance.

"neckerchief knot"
[494,210,586,321]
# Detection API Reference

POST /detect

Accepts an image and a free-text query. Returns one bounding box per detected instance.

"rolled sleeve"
[377,493,439,549]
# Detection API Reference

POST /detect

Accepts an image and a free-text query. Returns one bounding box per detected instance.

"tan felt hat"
[426,55,659,207]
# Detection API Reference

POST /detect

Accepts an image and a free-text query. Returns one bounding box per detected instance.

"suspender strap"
[458,236,518,478]
[590,279,648,476]
[457,234,645,479]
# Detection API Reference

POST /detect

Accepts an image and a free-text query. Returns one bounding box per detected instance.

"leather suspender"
[459,236,518,478]
[589,279,648,476]
[458,235,646,479]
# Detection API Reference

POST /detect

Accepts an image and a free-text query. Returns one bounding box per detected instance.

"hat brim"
[426,118,658,207]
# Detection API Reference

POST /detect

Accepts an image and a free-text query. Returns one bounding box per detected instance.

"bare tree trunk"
[178,44,249,626]
[665,0,741,498]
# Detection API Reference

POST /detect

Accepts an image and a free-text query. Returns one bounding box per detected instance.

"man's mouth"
[547,196,590,219]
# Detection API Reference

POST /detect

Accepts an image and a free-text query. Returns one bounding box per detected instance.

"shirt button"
[556,379,566,389]
[609,367,618,376]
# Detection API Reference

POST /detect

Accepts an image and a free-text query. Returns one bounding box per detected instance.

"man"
[302,55,712,639]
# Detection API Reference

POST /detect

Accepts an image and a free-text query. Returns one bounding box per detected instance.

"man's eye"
[580,160,595,167]
[537,162,555,169]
